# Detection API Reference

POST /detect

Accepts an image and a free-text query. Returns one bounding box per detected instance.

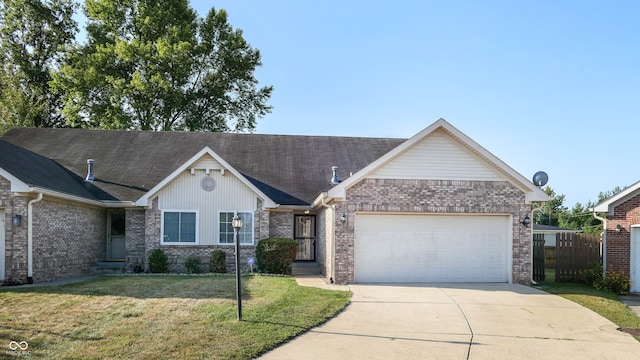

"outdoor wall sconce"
[522,214,531,227]
[615,224,623,233]
[339,213,347,224]
[12,214,22,227]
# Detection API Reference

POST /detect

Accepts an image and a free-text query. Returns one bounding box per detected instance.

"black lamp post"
[232,213,243,321]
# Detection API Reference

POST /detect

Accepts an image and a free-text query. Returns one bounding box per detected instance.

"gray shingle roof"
[0,139,116,201]
[1,128,405,205]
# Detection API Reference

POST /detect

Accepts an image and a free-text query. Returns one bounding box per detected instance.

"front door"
[107,212,126,261]
[631,226,640,293]
[294,215,315,261]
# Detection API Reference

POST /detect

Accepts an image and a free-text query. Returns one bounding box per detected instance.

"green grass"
[0,275,351,359]
[536,268,640,341]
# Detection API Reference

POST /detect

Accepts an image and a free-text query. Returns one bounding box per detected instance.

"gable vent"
[330,166,340,185]
[85,159,95,182]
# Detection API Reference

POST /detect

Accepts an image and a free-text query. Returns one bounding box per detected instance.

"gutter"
[27,192,43,284]
[592,212,607,277]
[19,187,135,208]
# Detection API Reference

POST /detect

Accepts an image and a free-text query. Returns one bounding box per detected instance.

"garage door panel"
[355,214,510,283]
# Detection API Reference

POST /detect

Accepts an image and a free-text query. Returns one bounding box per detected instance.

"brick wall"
[333,179,530,284]
[125,209,145,272]
[315,208,328,279]
[31,199,106,282]
[269,210,293,238]
[606,193,640,274]
[0,176,29,282]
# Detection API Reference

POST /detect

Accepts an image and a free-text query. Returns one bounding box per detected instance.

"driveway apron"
[260,283,640,360]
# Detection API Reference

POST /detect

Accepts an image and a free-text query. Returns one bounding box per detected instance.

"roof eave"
[590,180,640,215]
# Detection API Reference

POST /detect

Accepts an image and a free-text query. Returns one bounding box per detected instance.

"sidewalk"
[620,293,640,317]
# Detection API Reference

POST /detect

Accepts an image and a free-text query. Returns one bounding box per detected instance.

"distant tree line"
[535,186,625,233]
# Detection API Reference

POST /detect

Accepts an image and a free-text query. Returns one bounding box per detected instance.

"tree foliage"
[535,186,626,233]
[53,0,272,132]
[535,186,567,227]
[0,0,77,133]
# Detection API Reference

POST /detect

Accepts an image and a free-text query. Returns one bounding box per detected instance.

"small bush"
[148,249,169,273]
[209,250,227,273]
[256,238,297,275]
[578,261,603,286]
[185,256,202,274]
[595,271,631,295]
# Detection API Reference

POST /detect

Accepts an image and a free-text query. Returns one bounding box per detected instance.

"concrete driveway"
[260,281,640,360]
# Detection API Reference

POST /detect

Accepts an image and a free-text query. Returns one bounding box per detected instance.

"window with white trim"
[219,212,253,245]
[162,210,197,244]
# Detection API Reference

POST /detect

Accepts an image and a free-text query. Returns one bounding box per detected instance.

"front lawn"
[0,275,351,359]
[537,268,640,341]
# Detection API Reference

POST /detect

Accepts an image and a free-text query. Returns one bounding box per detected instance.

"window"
[220,212,253,245]
[162,211,197,244]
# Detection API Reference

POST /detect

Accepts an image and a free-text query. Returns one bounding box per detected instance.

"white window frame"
[161,209,199,245]
[219,211,254,245]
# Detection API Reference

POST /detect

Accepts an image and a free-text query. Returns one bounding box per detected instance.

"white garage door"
[355,214,511,283]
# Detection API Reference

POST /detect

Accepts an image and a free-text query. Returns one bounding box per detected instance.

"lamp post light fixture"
[522,214,531,227]
[232,213,243,321]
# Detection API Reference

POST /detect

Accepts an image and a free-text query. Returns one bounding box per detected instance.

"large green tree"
[54,0,272,132]
[0,0,77,133]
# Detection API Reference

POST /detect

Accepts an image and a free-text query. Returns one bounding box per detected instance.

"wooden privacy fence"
[532,234,546,282]
[555,233,602,282]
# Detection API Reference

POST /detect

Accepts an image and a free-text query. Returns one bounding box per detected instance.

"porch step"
[292,262,321,276]
[91,261,125,275]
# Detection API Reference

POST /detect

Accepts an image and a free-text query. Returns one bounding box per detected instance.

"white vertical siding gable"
[157,154,258,245]
[369,129,505,181]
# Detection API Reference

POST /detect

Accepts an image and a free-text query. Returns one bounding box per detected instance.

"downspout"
[529,203,544,285]
[27,192,43,284]
[320,193,336,284]
[592,212,606,277]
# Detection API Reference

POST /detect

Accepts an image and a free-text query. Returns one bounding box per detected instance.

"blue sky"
[196,1,637,207]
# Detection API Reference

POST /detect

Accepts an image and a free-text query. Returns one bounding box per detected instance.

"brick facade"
[32,200,106,282]
[1,174,107,284]
[269,210,293,238]
[124,209,146,272]
[605,193,640,275]
[332,179,531,284]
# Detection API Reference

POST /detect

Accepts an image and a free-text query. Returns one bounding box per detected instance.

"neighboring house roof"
[0,139,116,202]
[591,180,640,215]
[1,127,404,205]
[327,119,549,203]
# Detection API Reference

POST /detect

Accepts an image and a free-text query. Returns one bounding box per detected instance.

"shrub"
[148,249,169,273]
[578,261,603,286]
[595,271,631,295]
[209,250,227,273]
[256,238,297,275]
[185,256,202,274]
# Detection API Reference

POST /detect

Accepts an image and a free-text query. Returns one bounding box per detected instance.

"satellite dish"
[532,171,548,187]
